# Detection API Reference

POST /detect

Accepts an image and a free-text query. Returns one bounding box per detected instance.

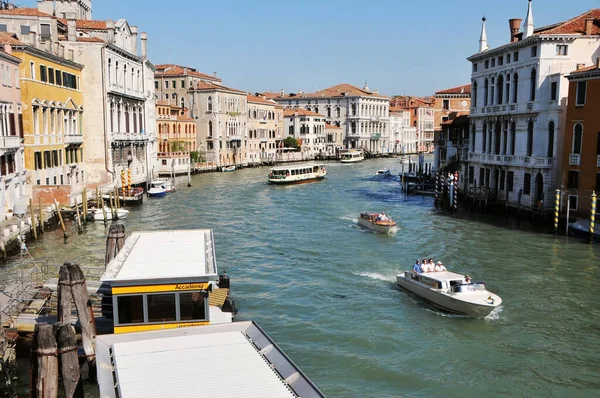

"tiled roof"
[435,84,471,95]
[283,108,324,117]
[154,64,221,82]
[0,7,53,17]
[0,32,25,46]
[535,9,600,35]
[441,114,469,126]
[391,96,434,108]
[260,91,284,99]
[193,81,245,94]
[389,106,407,113]
[156,101,170,106]
[76,37,105,43]
[56,18,107,30]
[282,83,389,99]
[247,94,275,105]
[325,123,341,129]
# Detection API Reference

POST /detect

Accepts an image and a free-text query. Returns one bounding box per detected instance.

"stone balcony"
[112,132,148,142]
[0,135,21,149]
[470,101,550,116]
[569,153,580,166]
[469,152,554,168]
[64,134,83,145]
[227,134,243,142]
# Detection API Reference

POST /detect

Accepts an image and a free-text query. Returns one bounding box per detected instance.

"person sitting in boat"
[434,261,447,272]
[421,258,431,273]
[428,258,435,270]
[464,275,472,284]
[413,260,421,274]
[377,212,388,222]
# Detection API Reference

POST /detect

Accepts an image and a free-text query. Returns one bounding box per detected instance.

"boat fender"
[222,296,237,314]
[219,273,230,289]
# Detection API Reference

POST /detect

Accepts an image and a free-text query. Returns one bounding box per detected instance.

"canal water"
[4,158,600,397]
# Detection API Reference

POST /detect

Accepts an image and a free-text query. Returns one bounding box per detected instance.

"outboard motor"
[218,273,230,289]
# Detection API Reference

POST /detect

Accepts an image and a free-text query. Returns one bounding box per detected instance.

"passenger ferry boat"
[396,269,502,317]
[268,163,327,184]
[357,212,397,234]
[100,229,235,334]
[340,149,364,163]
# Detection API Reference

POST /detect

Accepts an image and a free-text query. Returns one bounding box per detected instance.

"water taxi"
[396,270,502,317]
[268,163,326,184]
[340,150,364,163]
[100,229,235,334]
[151,178,175,193]
[375,169,391,177]
[88,206,129,221]
[357,212,397,234]
[222,165,236,172]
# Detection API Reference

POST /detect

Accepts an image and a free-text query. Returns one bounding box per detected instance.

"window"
[573,124,583,154]
[181,80,185,88]
[500,170,505,190]
[40,23,51,40]
[567,171,579,189]
[468,166,474,184]
[550,82,557,101]
[442,99,449,110]
[154,81,158,89]
[484,79,489,106]
[208,121,212,136]
[30,61,35,79]
[569,195,578,210]
[472,82,478,107]
[507,54,511,64]
[484,60,489,69]
[512,73,519,103]
[34,152,42,170]
[491,58,495,67]
[523,173,531,195]
[56,69,62,86]
[117,295,144,324]
[527,122,534,156]
[556,45,568,56]
[547,121,554,158]
[472,63,478,72]
[39,65,47,82]
[147,293,176,323]
[179,292,207,321]
[531,46,537,57]
[530,69,536,101]
[48,67,54,84]
[507,171,514,192]
[171,80,176,88]
[165,81,169,89]
[498,56,503,66]
[514,51,519,62]
[576,81,587,106]
[20,25,29,35]
[207,96,212,111]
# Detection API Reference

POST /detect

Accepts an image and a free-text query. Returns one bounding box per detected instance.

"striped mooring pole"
[120,170,126,190]
[453,171,459,211]
[591,191,597,242]
[554,189,560,233]
[435,172,439,205]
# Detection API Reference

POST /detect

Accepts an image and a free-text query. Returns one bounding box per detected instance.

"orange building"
[156,102,196,154]
[562,61,600,216]
[433,84,471,133]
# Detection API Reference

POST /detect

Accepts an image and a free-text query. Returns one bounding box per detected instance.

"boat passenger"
[464,275,472,284]
[434,261,447,272]
[412,260,421,274]
[428,258,435,270]
[422,258,432,273]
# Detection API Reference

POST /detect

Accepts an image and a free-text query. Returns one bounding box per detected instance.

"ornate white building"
[283,108,326,159]
[246,94,278,164]
[467,1,600,210]
[390,107,417,154]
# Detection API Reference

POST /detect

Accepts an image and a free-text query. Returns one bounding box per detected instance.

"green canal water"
[3,158,600,397]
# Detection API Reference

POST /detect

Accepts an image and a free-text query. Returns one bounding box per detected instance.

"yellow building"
[0,33,84,205]
[156,102,196,175]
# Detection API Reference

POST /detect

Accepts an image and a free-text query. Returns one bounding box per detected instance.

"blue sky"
[22,0,600,96]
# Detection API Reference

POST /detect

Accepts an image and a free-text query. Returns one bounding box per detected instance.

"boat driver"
[434,261,447,272]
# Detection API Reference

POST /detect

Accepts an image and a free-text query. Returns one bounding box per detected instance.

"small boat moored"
[151,178,175,193]
[357,212,397,234]
[396,269,502,317]
[568,218,600,241]
[375,169,391,177]
[268,163,326,184]
[222,165,236,172]
[88,207,130,221]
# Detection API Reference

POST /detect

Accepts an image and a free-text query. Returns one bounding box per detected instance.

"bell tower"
[38,0,92,20]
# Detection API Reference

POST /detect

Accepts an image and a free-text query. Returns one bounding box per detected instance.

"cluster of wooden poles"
[554,189,597,242]
[30,262,96,398]
[434,171,459,212]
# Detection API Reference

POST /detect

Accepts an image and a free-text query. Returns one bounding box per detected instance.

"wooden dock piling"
[74,198,83,233]
[82,189,88,225]
[31,324,59,398]
[105,224,125,266]
[38,198,44,234]
[57,264,72,325]
[29,198,37,240]
[54,199,68,239]
[56,324,84,398]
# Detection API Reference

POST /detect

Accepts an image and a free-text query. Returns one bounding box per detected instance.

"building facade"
[154,64,221,110]
[156,102,194,175]
[246,94,277,164]
[433,84,471,133]
[466,4,600,211]
[0,43,26,219]
[38,0,92,20]
[283,108,326,160]
[390,96,435,152]
[390,107,417,155]
[324,122,343,157]
[562,62,600,216]
[271,83,391,154]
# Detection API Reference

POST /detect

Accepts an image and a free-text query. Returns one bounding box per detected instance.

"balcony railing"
[468,152,554,168]
[569,153,580,166]
[0,135,21,149]
[227,134,243,141]
[64,134,83,144]
[113,132,147,142]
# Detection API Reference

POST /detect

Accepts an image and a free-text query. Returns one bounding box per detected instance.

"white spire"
[363,80,370,91]
[479,16,489,53]
[524,0,534,39]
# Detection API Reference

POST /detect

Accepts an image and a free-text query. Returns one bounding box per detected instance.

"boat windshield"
[452,282,487,293]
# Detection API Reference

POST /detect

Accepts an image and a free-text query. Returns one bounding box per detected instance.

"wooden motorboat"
[357,212,397,233]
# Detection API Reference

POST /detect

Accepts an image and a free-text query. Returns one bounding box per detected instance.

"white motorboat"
[148,187,167,197]
[152,178,175,193]
[357,212,397,234]
[375,169,391,177]
[340,150,364,163]
[268,163,326,184]
[396,270,502,317]
[88,207,129,221]
[222,165,236,172]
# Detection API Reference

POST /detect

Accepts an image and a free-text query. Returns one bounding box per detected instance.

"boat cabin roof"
[101,229,219,286]
[361,211,384,216]
[270,163,324,171]
[416,271,466,283]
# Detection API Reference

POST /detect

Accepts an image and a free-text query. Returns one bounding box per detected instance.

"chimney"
[67,13,76,42]
[576,63,586,70]
[106,20,115,44]
[213,71,217,78]
[280,89,284,98]
[585,17,594,36]
[509,18,522,43]
[130,26,138,54]
[140,32,147,58]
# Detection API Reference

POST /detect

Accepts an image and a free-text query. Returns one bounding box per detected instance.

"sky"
[21,0,600,96]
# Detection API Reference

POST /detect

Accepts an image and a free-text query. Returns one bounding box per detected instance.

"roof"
[0,32,25,46]
[75,36,105,43]
[155,64,222,82]
[283,108,324,117]
[247,94,275,105]
[325,123,341,129]
[0,7,53,17]
[441,114,470,126]
[100,230,218,284]
[95,322,325,398]
[534,9,600,35]
[259,91,283,99]
[435,84,471,95]
[281,83,389,99]
[389,106,407,113]
[193,81,245,94]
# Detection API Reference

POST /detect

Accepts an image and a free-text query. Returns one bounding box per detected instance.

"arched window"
[208,121,213,136]
[547,121,555,158]
[497,75,504,104]
[530,69,536,101]
[470,123,476,152]
[472,81,478,107]
[512,73,518,103]
[484,79,489,106]
[527,121,534,156]
[490,77,495,105]
[482,122,487,153]
[510,122,516,155]
[208,96,213,112]
[108,59,112,85]
[572,123,583,154]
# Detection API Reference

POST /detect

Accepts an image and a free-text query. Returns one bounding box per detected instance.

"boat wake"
[353,271,396,283]
[484,305,503,320]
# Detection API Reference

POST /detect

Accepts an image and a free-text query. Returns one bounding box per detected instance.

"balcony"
[0,135,21,149]
[569,153,580,166]
[468,153,554,168]
[227,134,243,141]
[113,132,147,142]
[64,134,83,145]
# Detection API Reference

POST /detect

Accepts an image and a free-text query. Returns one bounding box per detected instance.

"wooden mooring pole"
[74,197,83,233]
[105,224,126,266]
[56,324,84,398]
[38,198,44,234]
[82,189,88,225]
[31,324,59,398]
[29,198,37,240]
[54,199,68,239]
[57,263,72,325]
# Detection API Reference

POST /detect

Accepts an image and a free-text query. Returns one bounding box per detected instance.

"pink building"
[0,45,26,221]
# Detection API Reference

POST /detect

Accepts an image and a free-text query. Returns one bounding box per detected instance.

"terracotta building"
[562,61,600,216]
[390,96,435,152]
[433,84,471,133]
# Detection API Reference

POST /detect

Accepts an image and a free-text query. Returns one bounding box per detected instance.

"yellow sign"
[112,282,209,295]
[114,321,210,334]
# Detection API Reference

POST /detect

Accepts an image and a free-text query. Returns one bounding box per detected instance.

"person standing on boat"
[435,261,447,272]
[421,258,431,273]
[413,260,421,274]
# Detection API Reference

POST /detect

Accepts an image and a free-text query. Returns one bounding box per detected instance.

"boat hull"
[357,218,396,233]
[268,175,326,185]
[396,275,500,317]
[148,188,167,197]
[89,208,129,221]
